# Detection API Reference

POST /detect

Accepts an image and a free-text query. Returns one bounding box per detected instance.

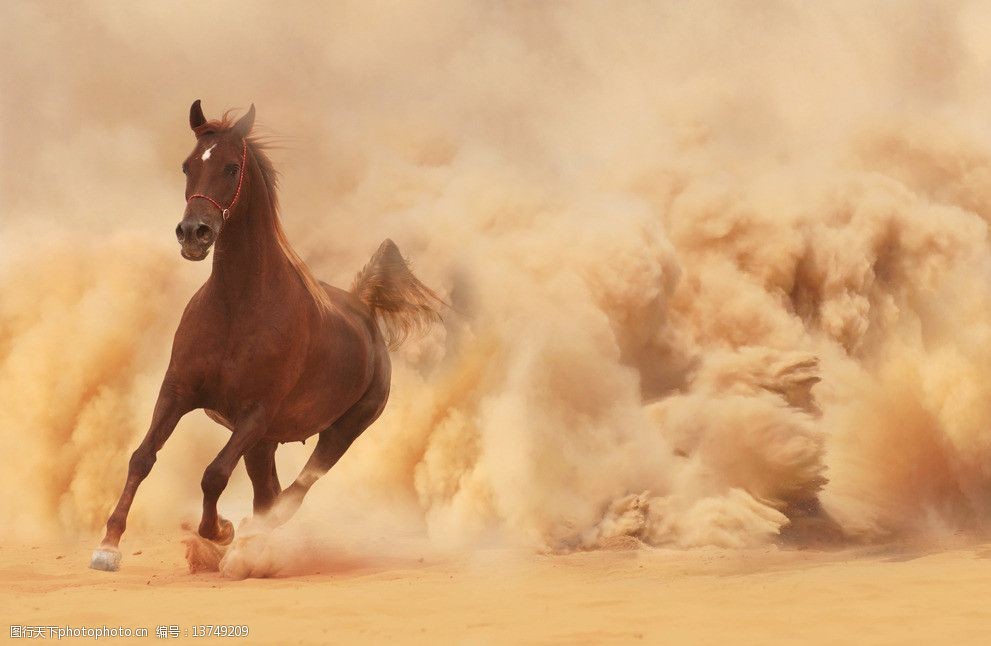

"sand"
[3,534,990,645]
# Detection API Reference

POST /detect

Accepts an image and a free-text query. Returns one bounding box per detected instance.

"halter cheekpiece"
[187,140,248,221]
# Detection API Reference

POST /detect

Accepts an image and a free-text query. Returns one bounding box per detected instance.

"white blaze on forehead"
[201,144,217,161]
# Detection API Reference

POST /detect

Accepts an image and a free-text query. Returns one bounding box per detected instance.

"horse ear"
[189,99,206,132]
[232,104,255,138]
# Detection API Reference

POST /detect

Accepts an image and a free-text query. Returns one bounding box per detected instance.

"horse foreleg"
[198,409,268,542]
[243,439,280,514]
[91,388,191,571]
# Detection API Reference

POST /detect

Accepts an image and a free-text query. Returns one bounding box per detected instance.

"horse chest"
[174,316,302,403]
[219,323,300,379]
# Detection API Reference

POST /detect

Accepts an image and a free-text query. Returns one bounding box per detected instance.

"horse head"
[176,99,255,261]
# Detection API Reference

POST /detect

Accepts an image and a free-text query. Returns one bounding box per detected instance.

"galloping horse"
[91,100,442,571]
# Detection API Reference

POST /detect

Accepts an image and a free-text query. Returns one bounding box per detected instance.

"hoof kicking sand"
[89,548,121,572]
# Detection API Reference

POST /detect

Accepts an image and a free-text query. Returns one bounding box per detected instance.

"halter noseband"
[187,140,248,221]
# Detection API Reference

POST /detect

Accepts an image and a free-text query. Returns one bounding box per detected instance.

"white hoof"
[90,548,121,571]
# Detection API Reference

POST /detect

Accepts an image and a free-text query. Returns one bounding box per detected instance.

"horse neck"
[209,155,295,304]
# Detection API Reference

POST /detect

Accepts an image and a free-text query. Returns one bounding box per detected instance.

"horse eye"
[225,164,239,176]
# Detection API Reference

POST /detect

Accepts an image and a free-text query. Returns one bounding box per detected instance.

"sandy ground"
[3,532,990,645]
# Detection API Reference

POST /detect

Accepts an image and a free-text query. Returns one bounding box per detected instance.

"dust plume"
[5,1,991,561]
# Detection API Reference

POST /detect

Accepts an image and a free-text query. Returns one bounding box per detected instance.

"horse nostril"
[175,224,184,242]
[196,224,214,243]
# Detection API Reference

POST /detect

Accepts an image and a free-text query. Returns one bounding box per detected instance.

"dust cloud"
[4,1,991,558]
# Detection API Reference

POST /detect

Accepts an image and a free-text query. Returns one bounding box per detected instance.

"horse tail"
[350,239,444,349]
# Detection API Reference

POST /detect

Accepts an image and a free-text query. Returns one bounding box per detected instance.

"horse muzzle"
[176,218,217,261]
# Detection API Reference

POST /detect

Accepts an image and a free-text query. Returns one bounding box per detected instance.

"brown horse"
[91,100,442,571]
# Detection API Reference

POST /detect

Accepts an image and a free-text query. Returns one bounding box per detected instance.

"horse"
[90,100,443,571]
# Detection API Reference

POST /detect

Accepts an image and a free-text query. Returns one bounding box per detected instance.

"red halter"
[187,140,248,221]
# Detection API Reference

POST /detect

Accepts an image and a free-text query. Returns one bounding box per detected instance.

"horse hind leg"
[244,439,281,515]
[265,386,386,528]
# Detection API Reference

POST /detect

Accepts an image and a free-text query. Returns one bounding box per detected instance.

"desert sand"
[4,534,990,645]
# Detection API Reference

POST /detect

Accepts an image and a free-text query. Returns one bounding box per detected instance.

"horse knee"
[127,447,156,479]
[201,464,230,498]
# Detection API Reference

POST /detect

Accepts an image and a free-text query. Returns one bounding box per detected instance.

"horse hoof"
[217,518,235,545]
[89,548,121,572]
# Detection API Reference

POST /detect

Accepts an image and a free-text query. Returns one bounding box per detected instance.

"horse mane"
[195,112,332,314]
